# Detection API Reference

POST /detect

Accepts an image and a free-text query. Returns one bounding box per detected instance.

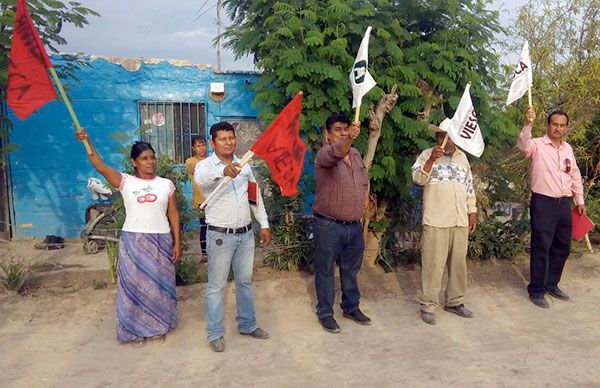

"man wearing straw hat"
[412,118,478,325]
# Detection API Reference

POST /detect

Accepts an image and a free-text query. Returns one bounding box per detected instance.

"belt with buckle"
[208,223,253,234]
[532,192,572,203]
[314,212,359,225]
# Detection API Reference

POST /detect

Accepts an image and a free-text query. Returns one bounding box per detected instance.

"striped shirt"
[313,142,368,222]
[194,153,269,229]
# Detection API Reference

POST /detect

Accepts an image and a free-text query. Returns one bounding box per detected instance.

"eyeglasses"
[564,158,571,173]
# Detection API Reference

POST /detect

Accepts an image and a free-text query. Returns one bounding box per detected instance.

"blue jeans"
[314,218,364,319]
[205,229,257,341]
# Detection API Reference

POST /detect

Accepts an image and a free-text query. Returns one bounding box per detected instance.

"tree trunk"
[362,86,398,268]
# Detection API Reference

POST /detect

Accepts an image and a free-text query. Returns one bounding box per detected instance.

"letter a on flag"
[506,42,532,106]
[7,0,57,120]
[350,26,377,108]
[250,93,306,196]
[448,83,485,158]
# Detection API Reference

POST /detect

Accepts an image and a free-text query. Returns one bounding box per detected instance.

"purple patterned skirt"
[116,231,177,343]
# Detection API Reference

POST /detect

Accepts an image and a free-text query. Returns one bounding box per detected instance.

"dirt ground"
[1,240,600,387]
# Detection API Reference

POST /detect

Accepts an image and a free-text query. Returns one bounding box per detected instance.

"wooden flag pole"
[199,150,255,210]
[48,67,92,155]
[527,86,532,106]
[354,106,361,124]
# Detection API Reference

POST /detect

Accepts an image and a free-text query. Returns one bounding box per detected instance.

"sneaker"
[209,337,225,352]
[318,316,341,333]
[343,309,372,325]
[444,304,474,318]
[529,295,550,308]
[240,327,269,339]
[421,311,437,325]
[547,287,570,301]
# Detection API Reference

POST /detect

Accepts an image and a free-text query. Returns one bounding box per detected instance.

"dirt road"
[1,242,600,387]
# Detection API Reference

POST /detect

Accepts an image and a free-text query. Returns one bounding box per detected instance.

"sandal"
[150,334,166,346]
[130,337,146,348]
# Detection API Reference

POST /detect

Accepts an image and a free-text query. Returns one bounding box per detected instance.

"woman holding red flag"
[77,130,181,348]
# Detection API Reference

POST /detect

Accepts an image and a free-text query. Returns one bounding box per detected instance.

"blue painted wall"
[7,55,260,239]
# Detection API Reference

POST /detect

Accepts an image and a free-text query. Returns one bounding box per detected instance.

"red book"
[248,181,257,206]
[571,207,595,241]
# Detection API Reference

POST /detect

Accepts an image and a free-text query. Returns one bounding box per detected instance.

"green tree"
[223,0,518,267]
[511,0,600,223]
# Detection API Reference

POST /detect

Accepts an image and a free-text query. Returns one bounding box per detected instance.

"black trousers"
[528,193,572,298]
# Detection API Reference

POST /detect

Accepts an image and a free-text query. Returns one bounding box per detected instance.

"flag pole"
[199,150,255,209]
[48,68,92,155]
[354,106,360,124]
[527,86,532,106]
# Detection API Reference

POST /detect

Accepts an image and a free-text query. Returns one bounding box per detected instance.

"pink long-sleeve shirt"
[517,126,584,205]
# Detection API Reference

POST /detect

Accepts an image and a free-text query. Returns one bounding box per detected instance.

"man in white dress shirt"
[195,122,272,352]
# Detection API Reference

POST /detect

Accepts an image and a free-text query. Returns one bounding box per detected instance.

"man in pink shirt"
[518,106,586,308]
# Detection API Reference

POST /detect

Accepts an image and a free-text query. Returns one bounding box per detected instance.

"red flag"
[7,0,56,120]
[250,93,306,196]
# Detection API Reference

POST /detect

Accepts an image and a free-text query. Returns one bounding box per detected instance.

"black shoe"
[343,309,372,325]
[443,304,474,318]
[529,295,550,308]
[240,327,269,339]
[547,288,570,301]
[318,316,341,333]
[421,311,437,325]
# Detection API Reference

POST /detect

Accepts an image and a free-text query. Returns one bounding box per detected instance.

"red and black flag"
[7,0,56,120]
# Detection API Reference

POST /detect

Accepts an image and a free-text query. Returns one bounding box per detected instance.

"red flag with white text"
[7,0,56,120]
[250,93,306,196]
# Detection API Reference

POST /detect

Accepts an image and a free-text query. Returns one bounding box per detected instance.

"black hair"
[547,110,569,125]
[130,141,155,159]
[325,113,351,133]
[191,135,206,145]
[209,121,235,142]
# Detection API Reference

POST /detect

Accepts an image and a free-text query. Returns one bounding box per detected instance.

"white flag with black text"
[506,42,533,106]
[448,83,485,158]
[350,26,377,109]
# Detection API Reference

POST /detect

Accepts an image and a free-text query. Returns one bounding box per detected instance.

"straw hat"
[427,118,452,137]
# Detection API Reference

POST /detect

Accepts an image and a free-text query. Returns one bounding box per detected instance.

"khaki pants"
[419,225,468,313]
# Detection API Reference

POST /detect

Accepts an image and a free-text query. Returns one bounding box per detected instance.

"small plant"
[264,212,314,272]
[0,255,31,293]
[92,279,108,290]
[175,256,200,285]
[105,241,118,283]
[468,216,529,260]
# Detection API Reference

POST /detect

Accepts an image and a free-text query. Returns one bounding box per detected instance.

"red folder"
[571,207,595,241]
[248,181,257,206]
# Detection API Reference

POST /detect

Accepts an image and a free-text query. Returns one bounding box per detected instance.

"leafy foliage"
[468,217,529,260]
[175,256,200,285]
[510,0,600,228]
[223,1,517,200]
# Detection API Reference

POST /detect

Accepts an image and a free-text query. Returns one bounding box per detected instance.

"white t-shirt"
[119,173,175,233]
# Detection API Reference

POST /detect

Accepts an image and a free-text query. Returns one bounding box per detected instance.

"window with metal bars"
[139,102,206,164]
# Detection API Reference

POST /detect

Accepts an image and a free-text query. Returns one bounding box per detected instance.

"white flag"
[350,26,377,108]
[506,42,533,106]
[448,83,485,158]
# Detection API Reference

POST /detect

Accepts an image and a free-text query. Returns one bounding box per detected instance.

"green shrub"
[264,214,314,272]
[468,216,529,260]
[175,256,200,285]
[0,255,31,293]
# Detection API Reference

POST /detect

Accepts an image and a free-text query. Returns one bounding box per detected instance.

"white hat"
[427,118,452,137]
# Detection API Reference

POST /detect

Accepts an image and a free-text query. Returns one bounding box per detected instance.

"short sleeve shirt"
[119,173,175,233]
